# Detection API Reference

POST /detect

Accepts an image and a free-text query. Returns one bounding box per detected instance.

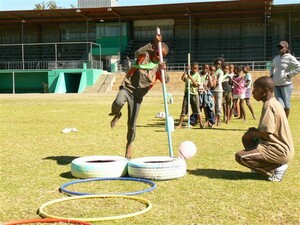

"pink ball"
[178,141,197,159]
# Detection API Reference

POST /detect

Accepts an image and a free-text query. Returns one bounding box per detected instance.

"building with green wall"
[0,0,299,93]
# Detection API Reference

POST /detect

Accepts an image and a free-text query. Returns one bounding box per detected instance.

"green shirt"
[185,72,200,95]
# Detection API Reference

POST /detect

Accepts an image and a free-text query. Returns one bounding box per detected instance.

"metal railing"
[0,60,102,70]
[166,61,272,71]
[0,42,102,70]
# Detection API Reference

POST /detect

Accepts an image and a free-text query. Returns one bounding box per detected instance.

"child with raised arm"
[199,64,215,127]
[235,76,294,182]
[177,62,203,129]
[109,34,169,159]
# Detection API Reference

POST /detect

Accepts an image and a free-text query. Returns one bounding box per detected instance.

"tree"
[34,1,63,10]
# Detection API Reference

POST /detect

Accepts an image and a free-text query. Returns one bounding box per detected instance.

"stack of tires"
[71,155,186,180]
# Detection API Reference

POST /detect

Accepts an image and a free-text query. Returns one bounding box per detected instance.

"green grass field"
[1,93,299,225]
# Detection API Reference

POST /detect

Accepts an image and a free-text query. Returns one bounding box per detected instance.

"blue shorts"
[274,84,293,109]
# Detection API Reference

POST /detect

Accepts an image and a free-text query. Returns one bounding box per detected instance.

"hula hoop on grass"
[39,195,152,222]
[59,177,156,196]
[3,218,92,225]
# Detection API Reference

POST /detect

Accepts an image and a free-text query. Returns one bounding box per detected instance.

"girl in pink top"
[230,66,246,122]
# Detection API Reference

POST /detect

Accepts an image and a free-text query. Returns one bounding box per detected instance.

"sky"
[0,0,299,11]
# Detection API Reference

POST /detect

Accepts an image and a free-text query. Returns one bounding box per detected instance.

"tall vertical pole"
[21,44,24,70]
[12,72,15,94]
[187,53,191,129]
[21,20,25,70]
[264,4,267,60]
[86,18,89,42]
[189,12,192,55]
[187,10,192,129]
[157,27,173,157]
[119,17,122,61]
[288,10,291,49]
[86,18,90,64]
[55,43,57,70]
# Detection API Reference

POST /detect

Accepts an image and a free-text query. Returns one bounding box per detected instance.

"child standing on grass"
[243,65,256,119]
[213,58,224,126]
[199,64,215,127]
[229,66,246,122]
[209,65,216,95]
[177,62,203,129]
[235,76,294,182]
[222,64,233,124]
[229,64,239,117]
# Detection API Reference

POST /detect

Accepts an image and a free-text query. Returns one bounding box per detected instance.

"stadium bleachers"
[0,45,22,62]
[121,36,270,66]
[0,43,92,70]
[291,37,300,56]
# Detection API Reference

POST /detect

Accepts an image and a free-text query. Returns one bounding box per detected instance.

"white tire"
[127,156,186,180]
[71,156,128,179]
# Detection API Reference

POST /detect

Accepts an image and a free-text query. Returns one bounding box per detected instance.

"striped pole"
[187,53,191,129]
[156,27,173,157]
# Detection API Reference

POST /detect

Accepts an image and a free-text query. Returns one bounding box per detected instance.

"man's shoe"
[268,164,288,182]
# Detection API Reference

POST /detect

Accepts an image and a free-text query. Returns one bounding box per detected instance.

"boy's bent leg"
[235,149,280,177]
[110,112,122,128]
[110,89,129,128]
[110,88,128,115]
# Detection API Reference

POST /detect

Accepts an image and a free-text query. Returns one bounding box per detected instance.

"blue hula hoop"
[59,177,156,196]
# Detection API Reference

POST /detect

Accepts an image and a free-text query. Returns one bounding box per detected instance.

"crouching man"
[235,76,294,182]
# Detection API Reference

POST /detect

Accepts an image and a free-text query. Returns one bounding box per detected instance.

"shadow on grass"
[43,156,78,179]
[138,122,246,132]
[43,155,78,165]
[137,121,165,128]
[187,168,266,181]
[206,127,247,131]
[60,171,75,179]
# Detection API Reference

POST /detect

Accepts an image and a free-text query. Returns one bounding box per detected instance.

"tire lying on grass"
[127,156,186,180]
[71,156,128,178]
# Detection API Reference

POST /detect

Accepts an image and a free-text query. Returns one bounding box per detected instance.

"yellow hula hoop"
[38,195,152,222]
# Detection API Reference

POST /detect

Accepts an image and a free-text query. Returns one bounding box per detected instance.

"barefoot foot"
[110,112,122,129]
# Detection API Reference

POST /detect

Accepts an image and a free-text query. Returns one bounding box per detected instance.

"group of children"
[175,59,295,181]
[109,34,294,182]
[177,58,256,128]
